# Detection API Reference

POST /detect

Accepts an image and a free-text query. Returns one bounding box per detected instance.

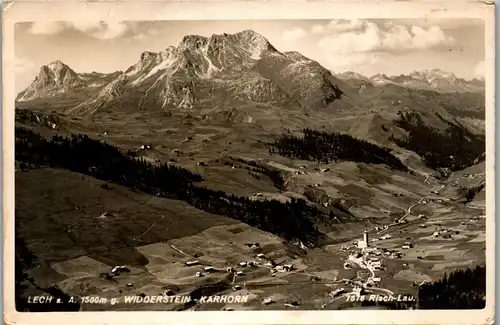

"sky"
[14,19,485,92]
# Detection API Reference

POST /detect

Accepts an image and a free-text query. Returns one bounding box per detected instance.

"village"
[94,175,485,310]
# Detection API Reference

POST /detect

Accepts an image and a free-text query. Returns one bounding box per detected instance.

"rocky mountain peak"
[46,60,66,71]
[17,60,85,102]
[180,34,209,50]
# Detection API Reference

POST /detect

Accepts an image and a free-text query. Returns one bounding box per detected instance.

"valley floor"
[15,163,486,311]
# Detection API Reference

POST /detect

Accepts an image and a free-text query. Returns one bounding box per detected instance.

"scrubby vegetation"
[268,128,408,172]
[417,265,486,309]
[15,127,329,244]
[392,111,485,171]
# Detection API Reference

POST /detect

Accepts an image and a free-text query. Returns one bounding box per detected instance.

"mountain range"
[335,69,484,93]
[16,29,485,159]
[17,30,346,115]
[17,29,484,118]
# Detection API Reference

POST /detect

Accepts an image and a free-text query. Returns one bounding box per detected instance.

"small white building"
[239,262,247,267]
[185,260,200,267]
[257,253,265,259]
[262,298,274,305]
[357,231,370,249]
[236,271,244,276]
[357,240,368,249]
[329,288,345,297]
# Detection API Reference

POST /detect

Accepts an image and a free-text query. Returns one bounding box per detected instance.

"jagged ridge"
[336,69,484,94]
[17,30,346,115]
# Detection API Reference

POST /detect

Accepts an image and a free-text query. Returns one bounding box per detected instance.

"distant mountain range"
[335,69,484,93]
[16,29,484,119]
[16,29,485,146]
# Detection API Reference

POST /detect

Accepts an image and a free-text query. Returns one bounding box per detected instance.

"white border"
[2,1,495,325]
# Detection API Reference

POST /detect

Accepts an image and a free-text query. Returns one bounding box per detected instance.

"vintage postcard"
[2,0,495,324]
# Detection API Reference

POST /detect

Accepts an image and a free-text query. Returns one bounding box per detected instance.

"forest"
[417,265,486,309]
[267,128,408,172]
[15,127,330,244]
[392,111,485,171]
[356,265,486,310]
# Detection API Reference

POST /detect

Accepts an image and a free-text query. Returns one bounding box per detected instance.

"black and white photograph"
[4,2,494,322]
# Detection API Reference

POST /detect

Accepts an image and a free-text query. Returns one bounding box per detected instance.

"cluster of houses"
[184,249,295,279]
[421,197,450,204]
[432,228,459,239]
[366,257,383,270]
[366,277,382,287]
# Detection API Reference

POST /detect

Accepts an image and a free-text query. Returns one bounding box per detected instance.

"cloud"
[311,24,325,34]
[325,19,366,33]
[70,21,102,33]
[314,20,455,72]
[28,22,67,35]
[91,22,129,40]
[323,53,380,72]
[27,21,131,39]
[132,27,161,41]
[282,27,307,41]
[317,19,455,53]
[474,60,485,79]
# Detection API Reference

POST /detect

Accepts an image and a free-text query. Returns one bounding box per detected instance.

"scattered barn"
[185,260,200,267]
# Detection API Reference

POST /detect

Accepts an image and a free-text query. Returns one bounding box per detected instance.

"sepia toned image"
[3,1,495,324]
